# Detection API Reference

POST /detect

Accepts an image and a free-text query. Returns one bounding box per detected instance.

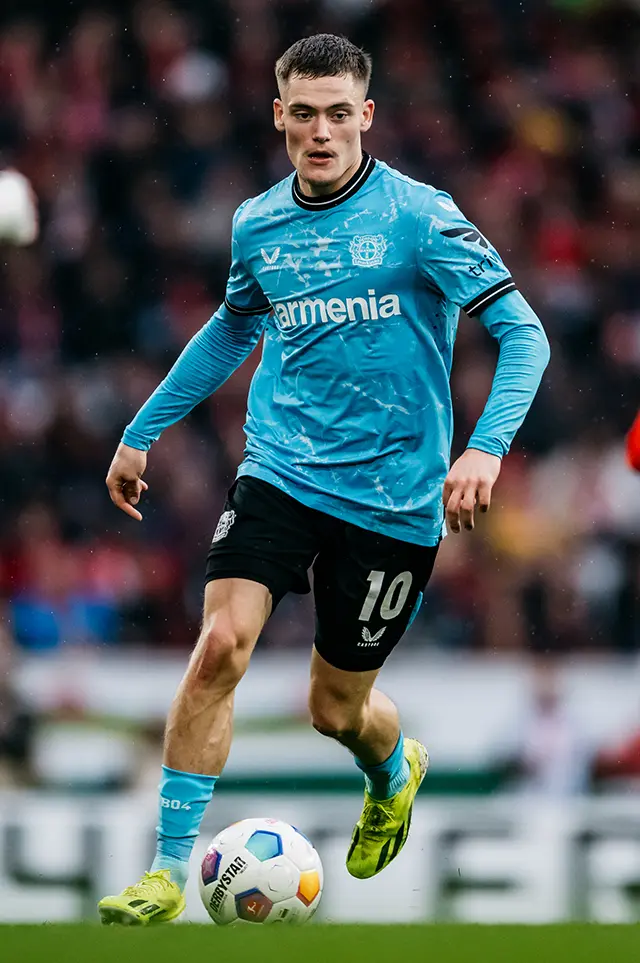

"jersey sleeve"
[223,201,272,319]
[417,190,516,316]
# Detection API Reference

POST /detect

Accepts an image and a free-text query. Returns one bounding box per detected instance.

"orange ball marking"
[296,870,320,906]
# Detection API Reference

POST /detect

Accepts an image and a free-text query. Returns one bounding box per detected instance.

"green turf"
[0,923,637,963]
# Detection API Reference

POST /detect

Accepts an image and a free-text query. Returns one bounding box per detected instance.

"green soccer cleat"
[98,869,186,926]
[346,737,429,879]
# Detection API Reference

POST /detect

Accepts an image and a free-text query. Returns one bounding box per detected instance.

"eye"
[333,112,348,121]
[293,111,311,120]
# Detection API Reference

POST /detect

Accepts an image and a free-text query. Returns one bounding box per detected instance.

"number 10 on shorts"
[359,570,413,622]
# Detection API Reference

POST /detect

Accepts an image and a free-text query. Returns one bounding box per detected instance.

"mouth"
[306,150,334,165]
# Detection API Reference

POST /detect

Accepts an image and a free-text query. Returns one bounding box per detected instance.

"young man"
[98,34,550,924]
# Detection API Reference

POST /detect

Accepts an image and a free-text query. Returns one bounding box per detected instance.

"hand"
[442,448,501,534]
[105,443,149,521]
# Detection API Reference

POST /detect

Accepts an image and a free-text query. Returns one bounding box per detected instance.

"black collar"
[292,152,376,211]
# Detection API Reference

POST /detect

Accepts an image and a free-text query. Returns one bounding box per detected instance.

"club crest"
[349,234,387,267]
[212,510,236,543]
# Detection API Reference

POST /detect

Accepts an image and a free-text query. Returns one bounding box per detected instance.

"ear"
[360,99,375,133]
[273,98,285,132]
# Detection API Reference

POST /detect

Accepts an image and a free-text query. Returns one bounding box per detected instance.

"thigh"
[205,476,320,608]
[188,577,274,683]
[201,576,273,643]
[313,525,439,671]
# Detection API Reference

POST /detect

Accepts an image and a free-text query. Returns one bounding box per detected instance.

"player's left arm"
[443,290,550,532]
[417,190,550,533]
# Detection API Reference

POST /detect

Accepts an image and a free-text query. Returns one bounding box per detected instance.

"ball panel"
[235,887,273,923]
[265,858,299,898]
[245,829,283,861]
[269,894,309,924]
[286,830,320,871]
[201,847,222,885]
[212,823,252,851]
[297,869,321,906]
[270,904,297,924]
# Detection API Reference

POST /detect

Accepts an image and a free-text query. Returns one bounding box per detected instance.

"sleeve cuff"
[466,436,506,459]
[121,428,154,451]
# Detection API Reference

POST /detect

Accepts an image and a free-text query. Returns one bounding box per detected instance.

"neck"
[297,152,363,197]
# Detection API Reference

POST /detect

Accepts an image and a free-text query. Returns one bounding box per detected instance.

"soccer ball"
[199,817,323,925]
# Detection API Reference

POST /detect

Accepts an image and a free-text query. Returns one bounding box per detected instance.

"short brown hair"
[275,34,372,94]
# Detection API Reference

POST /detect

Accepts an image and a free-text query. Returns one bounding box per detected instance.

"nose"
[312,116,331,143]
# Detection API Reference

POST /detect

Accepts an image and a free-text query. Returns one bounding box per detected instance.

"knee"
[188,619,254,691]
[309,693,363,742]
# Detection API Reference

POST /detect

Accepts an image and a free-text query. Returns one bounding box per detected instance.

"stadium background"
[0,0,640,925]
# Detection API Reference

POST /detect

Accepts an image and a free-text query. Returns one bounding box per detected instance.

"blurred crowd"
[0,0,639,655]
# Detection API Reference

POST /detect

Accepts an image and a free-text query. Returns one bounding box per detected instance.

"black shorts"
[205,476,439,671]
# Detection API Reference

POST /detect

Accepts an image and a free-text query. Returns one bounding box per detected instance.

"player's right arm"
[106,202,271,519]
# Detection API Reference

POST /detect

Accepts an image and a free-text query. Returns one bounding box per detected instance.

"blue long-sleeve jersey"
[124,154,550,546]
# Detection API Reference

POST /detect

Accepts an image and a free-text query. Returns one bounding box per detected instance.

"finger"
[122,479,148,511]
[120,502,143,522]
[107,476,149,522]
[442,477,454,506]
[121,478,148,505]
[108,486,143,521]
[477,479,492,513]
[122,480,141,505]
[445,487,463,534]
[460,486,477,531]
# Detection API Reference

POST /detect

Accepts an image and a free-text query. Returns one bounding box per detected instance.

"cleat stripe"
[139,903,161,916]
[403,816,411,847]
[390,822,405,862]
[376,838,391,873]
[347,826,360,862]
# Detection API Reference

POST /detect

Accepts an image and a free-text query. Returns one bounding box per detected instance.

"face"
[274,73,374,195]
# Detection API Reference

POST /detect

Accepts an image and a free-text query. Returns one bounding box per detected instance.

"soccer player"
[98,34,550,924]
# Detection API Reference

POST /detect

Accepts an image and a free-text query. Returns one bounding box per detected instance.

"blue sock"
[354,731,410,800]
[150,765,217,892]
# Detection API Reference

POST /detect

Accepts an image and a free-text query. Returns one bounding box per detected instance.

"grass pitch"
[0,923,637,963]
